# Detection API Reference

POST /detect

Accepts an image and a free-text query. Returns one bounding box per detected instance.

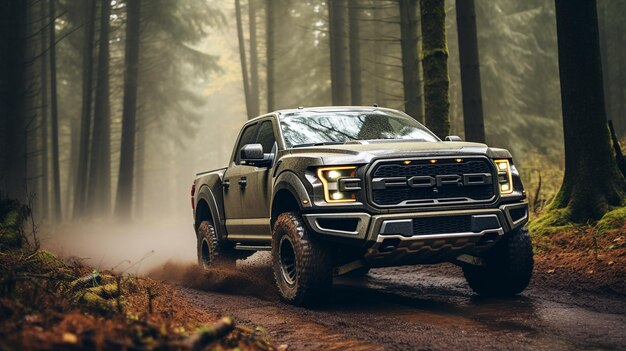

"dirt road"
[176,253,626,351]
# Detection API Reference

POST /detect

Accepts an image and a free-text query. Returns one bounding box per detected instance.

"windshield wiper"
[292,141,345,148]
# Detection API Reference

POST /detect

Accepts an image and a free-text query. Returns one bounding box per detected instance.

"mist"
[1,0,625,271]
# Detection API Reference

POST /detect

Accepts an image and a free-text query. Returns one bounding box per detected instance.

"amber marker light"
[455,158,463,163]
[403,160,412,165]
[429,159,438,164]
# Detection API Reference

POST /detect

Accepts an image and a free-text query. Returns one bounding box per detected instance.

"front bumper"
[302,202,528,265]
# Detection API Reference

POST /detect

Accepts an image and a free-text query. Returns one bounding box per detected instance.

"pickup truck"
[191,106,532,306]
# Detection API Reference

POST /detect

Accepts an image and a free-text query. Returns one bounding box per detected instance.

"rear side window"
[255,121,277,153]
[235,123,257,163]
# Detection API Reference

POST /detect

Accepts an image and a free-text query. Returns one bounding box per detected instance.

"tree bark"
[134,117,145,219]
[265,0,275,111]
[455,0,485,143]
[248,0,260,117]
[115,0,141,220]
[328,0,349,105]
[235,0,253,119]
[74,0,97,218]
[88,0,112,216]
[549,0,626,222]
[49,0,62,221]
[39,0,49,218]
[348,0,362,106]
[0,0,27,202]
[420,0,449,139]
[399,0,422,120]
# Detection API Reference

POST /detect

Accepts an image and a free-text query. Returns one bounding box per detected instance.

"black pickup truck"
[191,106,532,306]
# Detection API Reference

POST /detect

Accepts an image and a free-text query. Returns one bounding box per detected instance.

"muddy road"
[45,223,625,350]
[175,253,625,351]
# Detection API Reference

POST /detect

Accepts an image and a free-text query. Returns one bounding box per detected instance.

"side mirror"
[445,135,463,142]
[240,144,272,167]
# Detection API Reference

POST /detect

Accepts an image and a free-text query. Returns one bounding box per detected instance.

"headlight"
[494,159,514,195]
[316,166,360,203]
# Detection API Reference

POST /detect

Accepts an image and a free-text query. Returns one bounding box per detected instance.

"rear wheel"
[196,220,235,269]
[463,226,534,297]
[272,212,333,306]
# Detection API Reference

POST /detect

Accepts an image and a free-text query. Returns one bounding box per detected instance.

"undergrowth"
[0,196,276,351]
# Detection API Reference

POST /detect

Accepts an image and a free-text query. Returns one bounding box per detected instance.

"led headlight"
[494,159,514,195]
[316,166,360,203]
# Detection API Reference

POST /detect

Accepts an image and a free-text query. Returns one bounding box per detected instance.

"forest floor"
[0,201,278,350]
[3,212,625,350]
[156,225,626,351]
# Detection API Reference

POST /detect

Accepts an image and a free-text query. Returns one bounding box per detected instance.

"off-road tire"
[196,220,235,269]
[463,226,534,297]
[272,212,333,306]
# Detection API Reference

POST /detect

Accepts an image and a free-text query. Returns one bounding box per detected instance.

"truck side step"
[235,244,272,251]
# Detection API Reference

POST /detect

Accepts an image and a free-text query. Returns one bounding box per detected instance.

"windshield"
[279,110,439,148]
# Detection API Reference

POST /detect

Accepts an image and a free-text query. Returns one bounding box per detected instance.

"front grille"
[370,158,496,207]
[412,216,472,235]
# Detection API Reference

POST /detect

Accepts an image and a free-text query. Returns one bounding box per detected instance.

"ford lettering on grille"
[369,158,496,207]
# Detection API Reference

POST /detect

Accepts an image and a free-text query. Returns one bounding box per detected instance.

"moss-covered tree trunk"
[420,0,449,139]
[548,0,626,222]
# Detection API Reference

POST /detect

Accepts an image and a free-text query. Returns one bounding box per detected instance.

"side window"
[255,121,277,153]
[235,123,257,163]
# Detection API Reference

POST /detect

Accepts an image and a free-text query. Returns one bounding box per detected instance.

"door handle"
[222,180,230,189]
[238,177,247,188]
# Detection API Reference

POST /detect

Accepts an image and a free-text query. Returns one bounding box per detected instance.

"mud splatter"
[148,255,279,301]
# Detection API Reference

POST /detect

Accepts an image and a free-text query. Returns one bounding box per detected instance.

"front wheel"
[463,226,534,297]
[272,212,333,306]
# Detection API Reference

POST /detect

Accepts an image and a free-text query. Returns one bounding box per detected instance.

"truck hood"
[283,140,512,165]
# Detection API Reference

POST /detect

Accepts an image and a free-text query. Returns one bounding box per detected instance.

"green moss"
[0,199,25,250]
[528,208,575,237]
[78,291,115,313]
[530,204,626,237]
[596,206,626,233]
[32,250,66,269]
[90,283,120,298]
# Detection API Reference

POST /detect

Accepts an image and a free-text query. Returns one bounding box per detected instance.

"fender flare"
[272,171,313,212]
[195,184,227,242]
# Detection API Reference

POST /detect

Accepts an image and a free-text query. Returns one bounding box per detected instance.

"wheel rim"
[279,236,297,286]
[201,238,210,268]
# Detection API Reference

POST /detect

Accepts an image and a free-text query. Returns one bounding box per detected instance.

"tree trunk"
[328,0,348,105]
[265,0,275,112]
[549,0,626,222]
[49,0,62,221]
[420,0,449,139]
[455,0,485,143]
[348,0,362,106]
[371,0,382,104]
[74,0,97,218]
[235,0,253,119]
[248,0,260,117]
[0,0,27,202]
[134,117,145,219]
[115,0,141,220]
[88,0,111,216]
[39,0,49,219]
[399,0,422,120]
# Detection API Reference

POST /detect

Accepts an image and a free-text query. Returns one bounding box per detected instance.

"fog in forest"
[2,0,625,271]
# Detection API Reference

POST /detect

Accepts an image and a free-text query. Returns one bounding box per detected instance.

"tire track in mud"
[152,255,626,350]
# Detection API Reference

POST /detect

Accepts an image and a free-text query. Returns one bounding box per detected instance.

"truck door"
[223,123,257,236]
[239,120,277,239]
